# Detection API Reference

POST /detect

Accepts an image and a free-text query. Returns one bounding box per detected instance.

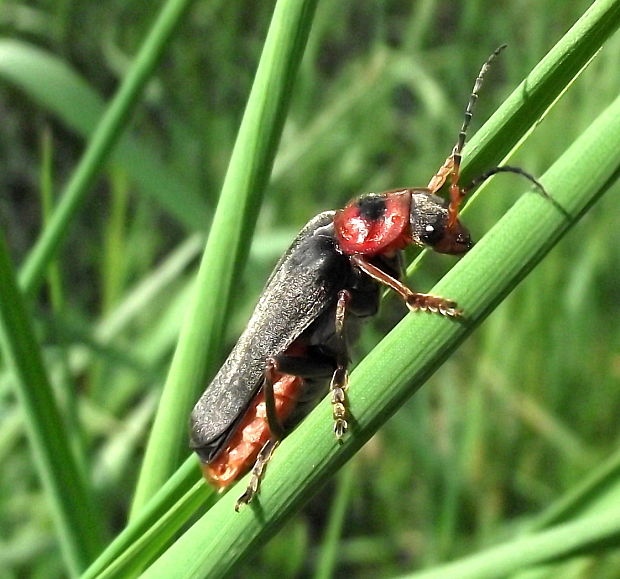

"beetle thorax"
[333,190,412,256]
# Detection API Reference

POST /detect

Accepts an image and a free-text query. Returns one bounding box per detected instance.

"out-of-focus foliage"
[0,0,619,577]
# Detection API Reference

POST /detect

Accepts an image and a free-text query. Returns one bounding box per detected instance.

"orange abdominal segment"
[203,373,303,488]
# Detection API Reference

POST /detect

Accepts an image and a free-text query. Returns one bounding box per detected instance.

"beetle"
[190,46,553,510]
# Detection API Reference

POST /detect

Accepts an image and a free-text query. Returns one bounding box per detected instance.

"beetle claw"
[334,419,348,439]
[235,489,254,512]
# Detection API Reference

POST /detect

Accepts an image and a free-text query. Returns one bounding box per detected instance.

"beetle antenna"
[446,44,507,227]
[462,166,570,218]
[463,166,545,195]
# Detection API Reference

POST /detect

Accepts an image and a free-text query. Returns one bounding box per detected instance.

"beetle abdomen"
[203,372,304,488]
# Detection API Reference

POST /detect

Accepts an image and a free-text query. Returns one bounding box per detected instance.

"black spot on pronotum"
[356,195,386,221]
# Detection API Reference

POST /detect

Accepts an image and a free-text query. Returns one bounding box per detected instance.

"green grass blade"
[0,233,105,576]
[455,0,620,184]
[140,83,620,579]
[529,446,620,531]
[0,39,207,231]
[510,448,620,577]
[313,462,357,579]
[405,507,620,579]
[81,458,207,579]
[39,127,89,478]
[129,0,320,518]
[82,1,620,570]
[17,0,194,298]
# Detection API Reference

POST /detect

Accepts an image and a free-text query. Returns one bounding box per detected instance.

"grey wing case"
[190,211,344,459]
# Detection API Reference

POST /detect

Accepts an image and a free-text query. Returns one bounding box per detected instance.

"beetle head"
[409,190,473,255]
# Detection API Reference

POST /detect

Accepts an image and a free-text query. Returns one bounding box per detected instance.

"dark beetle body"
[190,188,472,506]
[189,47,551,508]
[190,210,400,464]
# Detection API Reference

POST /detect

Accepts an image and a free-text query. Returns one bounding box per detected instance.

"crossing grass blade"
[139,40,620,579]
[17,0,195,297]
[79,1,620,574]
[129,0,321,518]
[0,232,105,576]
[0,40,207,231]
[405,506,620,579]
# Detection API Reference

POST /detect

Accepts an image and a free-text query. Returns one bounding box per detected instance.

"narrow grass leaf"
[17,0,194,297]
[140,87,620,579]
[406,507,620,579]
[39,127,88,478]
[129,0,321,517]
[313,462,357,579]
[530,446,620,530]
[0,233,105,576]
[0,40,207,231]
[81,458,208,579]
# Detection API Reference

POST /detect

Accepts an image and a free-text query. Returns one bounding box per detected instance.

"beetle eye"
[420,222,443,245]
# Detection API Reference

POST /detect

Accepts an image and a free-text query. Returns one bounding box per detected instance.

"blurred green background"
[1,0,619,577]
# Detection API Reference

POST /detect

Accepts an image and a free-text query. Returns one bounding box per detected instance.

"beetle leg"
[270,347,348,438]
[426,144,466,229]
[350,255,461,317]
[263,358,286,440]
[267,292,353,439]
[235,436,279,511]
[426,153,466,229]
[331,290,352,439]
[235,356,299,510]
[233,360,287,510]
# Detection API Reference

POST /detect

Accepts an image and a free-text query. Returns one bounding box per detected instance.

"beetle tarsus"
[330,290,351,439]
[350,255,461,318]
[235,437,280,511]
[233,359,286,510]
[406,293,461,317]
[330,368,348,439]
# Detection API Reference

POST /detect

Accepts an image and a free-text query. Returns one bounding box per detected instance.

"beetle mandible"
[190,45,551,510]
